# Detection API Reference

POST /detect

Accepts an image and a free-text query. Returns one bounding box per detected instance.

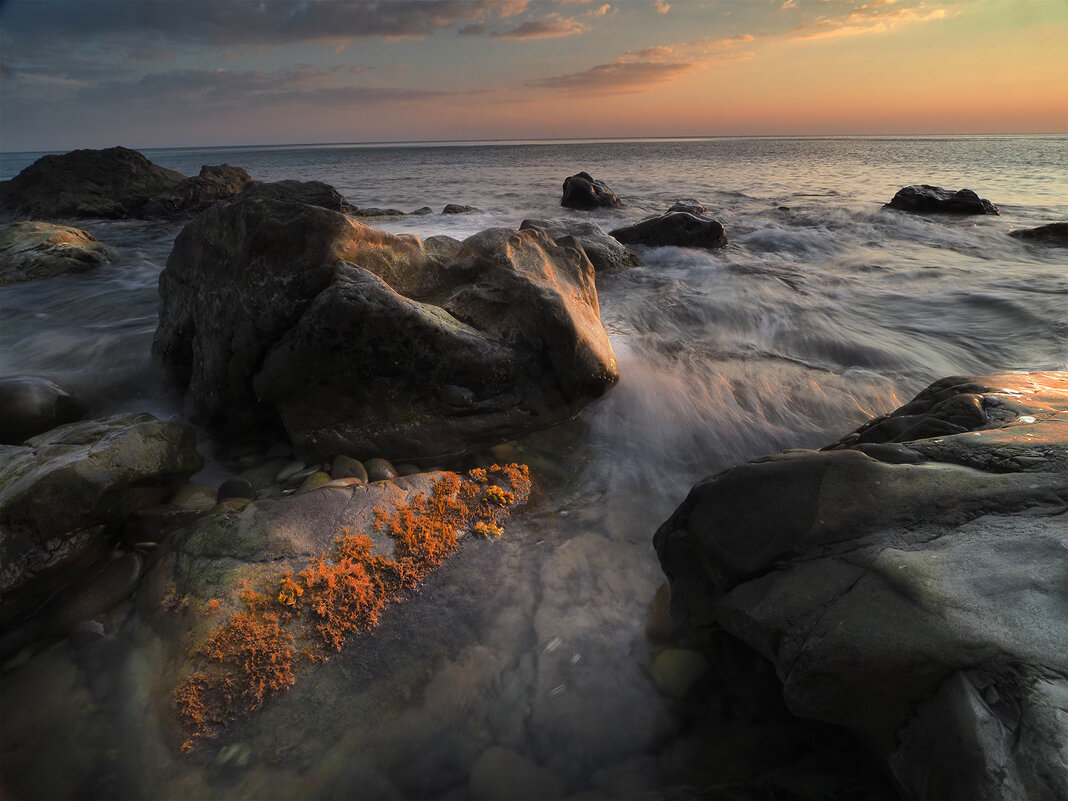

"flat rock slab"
[655,371,1068,801]
[0,221,115,285]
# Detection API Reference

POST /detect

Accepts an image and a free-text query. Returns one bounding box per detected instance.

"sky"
[0,0,1065,151]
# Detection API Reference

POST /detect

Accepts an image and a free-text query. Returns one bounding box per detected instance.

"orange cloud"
[790,1,950,41]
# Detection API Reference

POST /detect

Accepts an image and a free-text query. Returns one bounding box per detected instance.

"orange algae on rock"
[173,464,531,751]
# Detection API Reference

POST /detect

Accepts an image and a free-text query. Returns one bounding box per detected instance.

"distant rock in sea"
[561,171,625,210]
[884,184,999,215]
[611,211,727,250]
[238,179,352,212]
[1008,221,1068,247]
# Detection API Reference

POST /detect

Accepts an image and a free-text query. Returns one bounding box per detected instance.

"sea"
[1,135,1066,799]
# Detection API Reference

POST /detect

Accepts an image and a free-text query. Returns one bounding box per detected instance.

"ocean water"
[1,136,1066,799]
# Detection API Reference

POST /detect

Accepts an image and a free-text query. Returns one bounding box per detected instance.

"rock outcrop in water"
[561,172,625,210]
[885,185,999,215]
[154,198,619,460]
[1009,222,1068,247]
[654,371,1068,801]
[0,376,84,445]
[611,211,727,250]
[0,221,116,285]
[0,413,201,628]
[237,179,352,212]
[520,217,641,272]
[141,164,253,218]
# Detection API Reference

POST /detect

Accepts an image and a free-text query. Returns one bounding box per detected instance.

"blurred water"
[1,135,1066,799]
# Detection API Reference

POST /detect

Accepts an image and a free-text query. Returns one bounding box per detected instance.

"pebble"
[217,476,254,501]
[395,463,420,477]
[275,459,306,483]
[297,471,332,494]
[364,457,398,482]
[330,454,368,483]
[652,648,710,699]
[169,483,218,510]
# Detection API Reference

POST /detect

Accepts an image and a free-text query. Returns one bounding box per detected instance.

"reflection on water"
[1,135,1066,799]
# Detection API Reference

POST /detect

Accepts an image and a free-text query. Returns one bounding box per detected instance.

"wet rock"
[0,376,84,444]
[1008,221,1068,247]
[655,371,1068,801]
[154,199,618,460]
[409,206,434,216]
[520,218,640,272]
[238,179,351,211]
[352,206,406,218]
[0,222,116,285]
[67,619,106,648]
[0,146,184,219]
[142,164,252,217]
[560,172,625,210]
[667,199,711,215]
[297,470,332,493]
[50,550,145,632]
[169,483,217,510]
[364,457,398,482]
[0,413,201,627]
[217,476,254,501]
[469,747,564,801]
[884,185,999,215]
[395,463,420,477]
[610,212,727,250]
[652,648,710,699]
[275,459,306,483]
[331,455,368,483]
[442,204,480,214]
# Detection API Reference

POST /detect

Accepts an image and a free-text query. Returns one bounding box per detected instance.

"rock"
[409,206,434,216]
[364,458,398,482]
[520,218,640,272]
[395,463,420,477]
[469,747,564,801]
[667,199,710,215]
[0,146,185,219]
[169,484,218,510]
[142,164,252,218]
[237,179,350,211]
[655,371,1068,801]
[1009,222,1068,247]
[884,185,999,215]
[652,648,710,699]
[154,199,618,460]
[330,455,368,483]
[352,206,406,218]
[0,376,84,444]
[442,204,480,214]
[50,550,145,632]
[610,212,727,250]
[0,413,202,627]
[67,619,106,648]
[560,172,625,210]
[217,476,254,502]
[275,460,306,483]
[297,470,332,493]
[0,222,116,285]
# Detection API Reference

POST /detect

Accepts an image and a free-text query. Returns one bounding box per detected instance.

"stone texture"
[610,212,727,250]
[884,185,999,215]
[1009,222,1068,247]
[141,164,252,217]
[238,179,351,211]
[0,222,115,285]
[0,376,84,444]
[654,371,1068,801]
[520,218,640,272]
[560,172,624,210]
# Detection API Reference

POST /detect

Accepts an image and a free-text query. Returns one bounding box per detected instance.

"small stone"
[275,459,306,483]
[442,204,480,214]
[331,454,368,483]
[409,206,434,216]
[395,463,420,477]
[364,458,398,482]
[652,648,710,699]
[169,483,218,510]
[297,471,332,493]
[217,476,254,501]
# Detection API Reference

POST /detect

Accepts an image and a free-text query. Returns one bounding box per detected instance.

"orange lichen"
[174,464,531,751]
[205,599,221,615]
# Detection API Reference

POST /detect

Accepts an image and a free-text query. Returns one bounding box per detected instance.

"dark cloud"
[525,59,694,94]
[457,22,488,36]
[489,16,587,39]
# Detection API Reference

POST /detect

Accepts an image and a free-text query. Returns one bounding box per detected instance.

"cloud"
[782,0,798,8]
[588,4,612,17]
[490,16,587,39]
[789,0,950,41]
[654,1,671,14]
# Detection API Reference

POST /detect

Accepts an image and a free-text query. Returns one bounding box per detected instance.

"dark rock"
[667,200,710,215]
[217,476,254,502]
[884,185,999,215]
[331,455,368,483]
[142,164,252,217]
[520,218,641,272]
[0,376,84,444]
[50,550,145,632]
[0,146,185,219]
[154,198,618,461]
[442,204,480,214]
[364,457,398,482]
[0,221,115,285]
[67,619,106,648]
[409,206,434,216]
[655,371,1068,801]
[352,206,406,218]
[238,179,350,211]
[611,212,727,250]
[561,172,625,210]
[1008,222,1068,247]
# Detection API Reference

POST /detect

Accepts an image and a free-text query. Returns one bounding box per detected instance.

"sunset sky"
[1,0,1065,151]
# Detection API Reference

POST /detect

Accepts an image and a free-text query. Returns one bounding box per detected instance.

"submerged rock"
[610,212,727,250]
[0,376,84,444]
[520,218,640,272]
[884,185,999,215]
[1009,221,1068,247]
[0,413,202,627]
[154,198,618,461]
[667,199,711,215]
[655,371,1068,801]
[442,204,480,214]
[0,221,116,285]
[560,172,625,210]
[238,179,351,211]
[0,146,185,219]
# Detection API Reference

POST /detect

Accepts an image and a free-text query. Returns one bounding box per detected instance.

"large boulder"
[142,164,253,218]
[520,217,640,272]
[237,179,351,211]
[153,198,618,460]
[654,372,1068,801]
[560,172,625,210]
[1009,222,1068,247]
[0,221,116,285]
[0,376,84,444]
[0,147,185,219]
[884,185,999,215]
[0,413,202,626]
[611,212,727,250]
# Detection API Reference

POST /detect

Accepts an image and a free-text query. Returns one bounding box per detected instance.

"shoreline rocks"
[0,376,84,444]
[1009,221,1068,247]
[654,371,1068,801]
[520,218,640,272]
[885,185,999,215]
[561,172,625,210]
[610,212,727,250]
[0,221,116,284]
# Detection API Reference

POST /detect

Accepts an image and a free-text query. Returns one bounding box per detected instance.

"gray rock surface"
[560,172,624,210]
[520,218,640,272]
[0,221,115,285]
[0,413,202,626]
[611,212,727,250]
[0,376,84,444]
[237,179,351,211]
[655,371,1068,801]
[1009,222,1068,247]
[884,185,999,215]
[141,164,252,217]
[154,198,618,460]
